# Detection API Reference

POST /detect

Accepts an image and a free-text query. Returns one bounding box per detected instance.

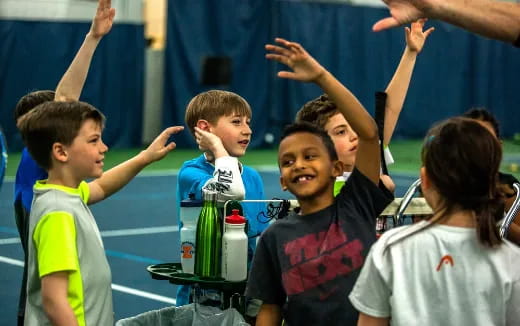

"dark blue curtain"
[0,20,145,151]
[163,0,519,148]
[163,0,273,148]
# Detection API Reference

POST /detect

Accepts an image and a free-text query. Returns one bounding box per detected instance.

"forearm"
[205,156,245,201]
[42,272,79,326]
[54,32,102,102]
[315,71,378,141]
[92,151,151,200]
[43,297,79,326]
[431,0,520,44]
[383,47,417,146]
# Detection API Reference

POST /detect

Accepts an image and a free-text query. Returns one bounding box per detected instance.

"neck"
[437,209,476,228]
[297,186,335,215]
[47,168,82,189]
[343,164,353,173]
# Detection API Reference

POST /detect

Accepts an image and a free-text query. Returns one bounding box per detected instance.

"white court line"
[100,225,179,237]
[0,256,176,305]
[0,225,179,245]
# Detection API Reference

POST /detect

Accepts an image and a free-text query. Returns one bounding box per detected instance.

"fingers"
[265,44,292,57]
[423,27,435,38]
[164,126,184,136]
[265,53,290,66]
[154,126,183,146]
[372,17,401,32]
[405,26,411,38]
[277,71,298,80]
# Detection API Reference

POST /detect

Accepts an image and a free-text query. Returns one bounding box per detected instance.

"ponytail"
[475,196,503,247]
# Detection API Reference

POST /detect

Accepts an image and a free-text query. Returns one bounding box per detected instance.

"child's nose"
[242,124,252,135]
[100,140,108,153]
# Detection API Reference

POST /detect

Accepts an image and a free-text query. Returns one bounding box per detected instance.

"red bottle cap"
[225,209,246,224]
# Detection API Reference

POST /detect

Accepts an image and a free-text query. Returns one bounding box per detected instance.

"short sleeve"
[348,243,392,318]
[78,181,90,204]
[507,276,520,323]
[245,230,285,306]
[33,212,79,277]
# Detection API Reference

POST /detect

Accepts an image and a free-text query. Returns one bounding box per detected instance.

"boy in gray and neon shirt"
[18,100,183,325]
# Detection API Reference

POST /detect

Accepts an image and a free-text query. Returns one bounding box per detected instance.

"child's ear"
[420,167,430,191]
[196,120,211,132]
[332,160,343,178]
[52,143,68,163]
[280,176,288,191]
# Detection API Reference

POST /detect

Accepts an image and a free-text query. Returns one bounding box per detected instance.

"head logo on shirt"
[436,255,454,271]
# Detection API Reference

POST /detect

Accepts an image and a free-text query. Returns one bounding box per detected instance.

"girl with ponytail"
[349,117,520,325]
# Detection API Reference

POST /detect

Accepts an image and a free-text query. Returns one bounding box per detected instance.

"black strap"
[375,91,389,175]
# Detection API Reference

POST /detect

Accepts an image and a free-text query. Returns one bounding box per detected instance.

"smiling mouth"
[292,175,314,183]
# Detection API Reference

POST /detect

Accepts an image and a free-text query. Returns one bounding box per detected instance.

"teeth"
[297,176,312,182]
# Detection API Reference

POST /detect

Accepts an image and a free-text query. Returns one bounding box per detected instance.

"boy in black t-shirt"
[245,38,394,325]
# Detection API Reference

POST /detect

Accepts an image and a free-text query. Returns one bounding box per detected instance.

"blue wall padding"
[163,0,519,148]
[0,20,144,150]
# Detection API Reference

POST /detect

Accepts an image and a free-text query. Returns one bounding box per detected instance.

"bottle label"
[181,241,195,259]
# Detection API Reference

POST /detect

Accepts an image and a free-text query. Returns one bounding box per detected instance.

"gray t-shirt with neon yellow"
[25,181,113,326]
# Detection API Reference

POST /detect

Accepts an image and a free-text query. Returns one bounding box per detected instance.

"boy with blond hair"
[176,90,268,309]
[18,100,183,325]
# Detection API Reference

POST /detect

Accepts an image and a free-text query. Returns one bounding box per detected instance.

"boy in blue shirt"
[176,90,268,307]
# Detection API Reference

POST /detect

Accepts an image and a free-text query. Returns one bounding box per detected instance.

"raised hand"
[265,38,326,83]
[90,0,116,39]
[373,0,435,32]
[194,127,225,154]
[405,19,435,53]
[142,126,184,163]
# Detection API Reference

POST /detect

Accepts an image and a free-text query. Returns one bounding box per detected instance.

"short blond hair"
[184,90,251,137]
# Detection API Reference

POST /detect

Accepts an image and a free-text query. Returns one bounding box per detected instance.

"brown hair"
[184,90,252,137]
[421,117,503,247]
[462,107,501,139]
[14,90,55,123]
[17,101,105,171]
[295,94,339,129]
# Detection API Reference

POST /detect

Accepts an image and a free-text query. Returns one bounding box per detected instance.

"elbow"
[362,120,380,142]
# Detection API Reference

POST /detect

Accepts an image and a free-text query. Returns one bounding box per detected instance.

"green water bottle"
[194,189,222,279]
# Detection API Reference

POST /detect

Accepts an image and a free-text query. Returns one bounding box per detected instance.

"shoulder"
[242,165,263,180]
[179,155,212,175]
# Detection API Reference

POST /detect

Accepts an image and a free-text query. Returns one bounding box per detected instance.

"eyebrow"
[279,146,320,157]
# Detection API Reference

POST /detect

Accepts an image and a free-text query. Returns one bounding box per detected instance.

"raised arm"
[54,0,115,101]
[87,126,183,204]
[383,19,434,146]
[266,38,380,184]
[374,0,520,46]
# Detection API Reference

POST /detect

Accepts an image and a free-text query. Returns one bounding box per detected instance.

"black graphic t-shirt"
[245,169,393,325]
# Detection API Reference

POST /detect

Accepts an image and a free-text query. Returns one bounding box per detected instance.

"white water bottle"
[222,209,248,281]
[180,193,202,274]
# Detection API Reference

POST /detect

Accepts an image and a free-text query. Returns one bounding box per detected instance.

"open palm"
[90,0,116,38]
[265,38,325,82]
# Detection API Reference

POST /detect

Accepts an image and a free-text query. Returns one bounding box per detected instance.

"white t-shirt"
[349,221,520,325]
